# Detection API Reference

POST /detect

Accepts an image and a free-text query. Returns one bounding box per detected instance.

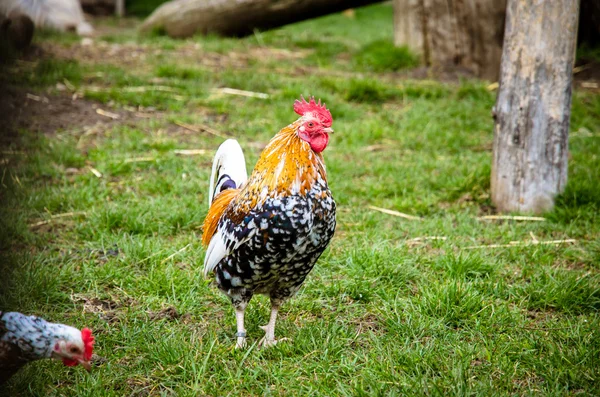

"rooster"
[202,96,336,348]
[0,311,94,384]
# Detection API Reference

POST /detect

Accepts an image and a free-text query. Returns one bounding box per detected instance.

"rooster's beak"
[79,359,92,372]
[323,127,334,134]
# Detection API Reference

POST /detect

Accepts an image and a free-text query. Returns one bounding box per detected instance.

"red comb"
[82,328,94,361]
[293,96,332,127]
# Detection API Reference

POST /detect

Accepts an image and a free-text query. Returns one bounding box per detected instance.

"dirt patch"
[349,313,383,335]
[28,218,80,236]
[42,40,157,71]
[82,245,121,265]
[91,354,109,366]
[470,358,487,367]
[30,34,313,75]
[125,377,153,397]
[574,60,600,92]
[525,308,560,321]
[559,260,595,271]
[174,43,312,70]
[348,312,384,348]
[147,306,192,323]
[401,63,477,82]
[0,83,133,145]
[73,294,137,324]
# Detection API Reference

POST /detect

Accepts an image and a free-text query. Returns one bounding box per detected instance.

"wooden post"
[393,0,425,61]
[115,0,125,17]
[491,0,580,214]
[393,0,506,80]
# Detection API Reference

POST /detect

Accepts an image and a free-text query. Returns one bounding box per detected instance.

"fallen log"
[140,0,386,38]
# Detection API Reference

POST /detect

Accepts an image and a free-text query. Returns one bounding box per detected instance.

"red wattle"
[310,133,329,153]
[62,358,78,367]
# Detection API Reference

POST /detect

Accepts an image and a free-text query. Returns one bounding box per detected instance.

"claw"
[258,337,291,348]
[235,337,247,349]
[258,334,291,348]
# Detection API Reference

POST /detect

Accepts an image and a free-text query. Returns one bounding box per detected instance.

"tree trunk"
[115,0,125,17]
[393,0,506,81]
[491,0,580,214]
[141,0,385,38]
[393,0,426,62]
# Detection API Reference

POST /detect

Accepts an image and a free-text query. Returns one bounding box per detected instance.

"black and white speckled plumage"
[0,311,81,384]
[214,175,336,307]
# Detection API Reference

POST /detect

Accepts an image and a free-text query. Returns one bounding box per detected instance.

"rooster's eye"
[307,122,315,128]
[70,347,79,354]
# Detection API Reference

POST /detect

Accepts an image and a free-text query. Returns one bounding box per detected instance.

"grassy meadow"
[1,3,599,396]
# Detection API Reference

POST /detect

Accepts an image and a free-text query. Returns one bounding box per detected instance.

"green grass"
[126,0,170,17]
[354,40,420,72]
[576,43,600,63]
[1,3,600,396]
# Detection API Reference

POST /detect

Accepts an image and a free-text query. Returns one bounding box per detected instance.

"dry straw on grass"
[368,205,422,220]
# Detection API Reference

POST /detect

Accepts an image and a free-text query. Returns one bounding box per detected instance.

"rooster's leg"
[231,290,252,349]
[259,301,290,348]
[234,306,247,349]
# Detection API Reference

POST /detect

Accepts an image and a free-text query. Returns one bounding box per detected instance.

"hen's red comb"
[294,96,332,127]
[82,328,94,361]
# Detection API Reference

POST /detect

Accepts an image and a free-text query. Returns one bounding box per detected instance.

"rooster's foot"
[258,336,290,348]
[235,331,247,349]
[258,325,290,348]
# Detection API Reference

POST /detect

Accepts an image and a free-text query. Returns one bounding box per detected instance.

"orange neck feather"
[201,121,328,246]
[242,121,326,199]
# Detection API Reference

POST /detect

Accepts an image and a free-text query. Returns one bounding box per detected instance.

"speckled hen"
[0,311,94,384]
[202,97,336,348]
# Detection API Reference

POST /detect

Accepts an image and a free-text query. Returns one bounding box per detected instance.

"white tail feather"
[203,230,228,277]
[208,139,247,206]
